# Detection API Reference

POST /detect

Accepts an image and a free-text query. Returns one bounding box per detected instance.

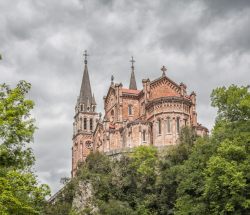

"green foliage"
[204,137,250,214]
[0,170,50,214]
[98,200,135,215]
[156,126,197,215]
[0,80,36,170]
[0,81,50,214]
[174,138,215,215]
[211,85,250,122]
[130,145,157,177]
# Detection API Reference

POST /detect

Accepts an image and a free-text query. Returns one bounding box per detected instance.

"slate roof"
[78,63,94,110]
[129,69,137,90]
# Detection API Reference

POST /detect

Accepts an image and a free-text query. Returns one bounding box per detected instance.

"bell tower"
[72,50,98,177]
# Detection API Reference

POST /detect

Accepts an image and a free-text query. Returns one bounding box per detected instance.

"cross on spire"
[83,50,89,64]
[130,56,135,69]
[161,65,167,76]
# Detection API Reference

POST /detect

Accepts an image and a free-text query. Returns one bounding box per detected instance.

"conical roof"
[129,70,137,90]
[79,63,92,108]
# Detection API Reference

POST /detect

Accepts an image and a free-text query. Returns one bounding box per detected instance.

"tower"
[72,51,98,177]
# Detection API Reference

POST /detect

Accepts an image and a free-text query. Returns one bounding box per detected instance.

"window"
[142,130,146,142]
[80,118,82,130]
[158,119,162,135]
[141,102,145,115]
[184,119,187,126]
[81,104,83,111]
[167,117,171,133]
[90,118,93,131]
[128,105,133,115]
[176,117,180,133]
[85,141,93,149]
[84,118,87,130]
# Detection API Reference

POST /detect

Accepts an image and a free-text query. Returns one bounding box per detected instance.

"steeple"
[78,50,93,110]
[129,56,137,90]
[72,51,99,177]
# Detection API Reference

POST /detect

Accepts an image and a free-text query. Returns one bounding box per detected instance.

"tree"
[204,138,250,214]
[174,138,214,215]
[0,170,49,214]
[175,85,250,215]
[130,145,158,178]
[0,81,36,169]
[0,81,50,214]
[203,85,250,214]
[211,85,250,122]
[156,127,198,215]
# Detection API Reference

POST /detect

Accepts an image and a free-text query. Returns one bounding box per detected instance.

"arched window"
[81,104,83,111]
[111,109,114,116]
[176,117,180,133]
[184,118,187,126]
[84,118,87,130]
[90,118,93,131]
[158,119,162,135]
[142,130,146,142]
[128,105,133,115]
[80,118,82,130]
[167,117,171,133]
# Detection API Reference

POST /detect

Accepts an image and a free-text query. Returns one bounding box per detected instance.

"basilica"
[71,52,208,177]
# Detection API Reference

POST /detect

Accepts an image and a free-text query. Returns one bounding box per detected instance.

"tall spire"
[129,56,137,90]
[79,50,93,110]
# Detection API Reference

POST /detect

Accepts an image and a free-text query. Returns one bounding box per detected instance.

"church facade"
[72,52,208,177]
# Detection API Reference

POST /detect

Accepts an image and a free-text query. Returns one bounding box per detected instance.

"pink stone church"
[72,52,208,177]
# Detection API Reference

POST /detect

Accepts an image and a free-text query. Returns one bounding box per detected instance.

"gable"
[149,77,181,100]
[105,86,116,111]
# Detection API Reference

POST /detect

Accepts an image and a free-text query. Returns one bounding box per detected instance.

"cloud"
[0,0,249,194]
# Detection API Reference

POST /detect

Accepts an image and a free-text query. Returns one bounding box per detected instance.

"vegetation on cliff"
[45,84,250,215]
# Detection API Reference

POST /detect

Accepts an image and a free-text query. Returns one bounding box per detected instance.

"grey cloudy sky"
[0,0,249,193]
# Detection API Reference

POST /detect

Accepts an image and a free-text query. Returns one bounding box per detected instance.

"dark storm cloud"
[204,0,250,17]
[1,0,249,193]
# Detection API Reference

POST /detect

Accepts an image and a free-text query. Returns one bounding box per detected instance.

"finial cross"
[161,65,167,72]
[83,50,89,64]
[111,75,114,84]
[130,56,135,68]
[161,65,167,76]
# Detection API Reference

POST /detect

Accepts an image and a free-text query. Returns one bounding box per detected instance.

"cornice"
[145,96,192,109]
[74,111,98,119]
[72,131,93,140]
